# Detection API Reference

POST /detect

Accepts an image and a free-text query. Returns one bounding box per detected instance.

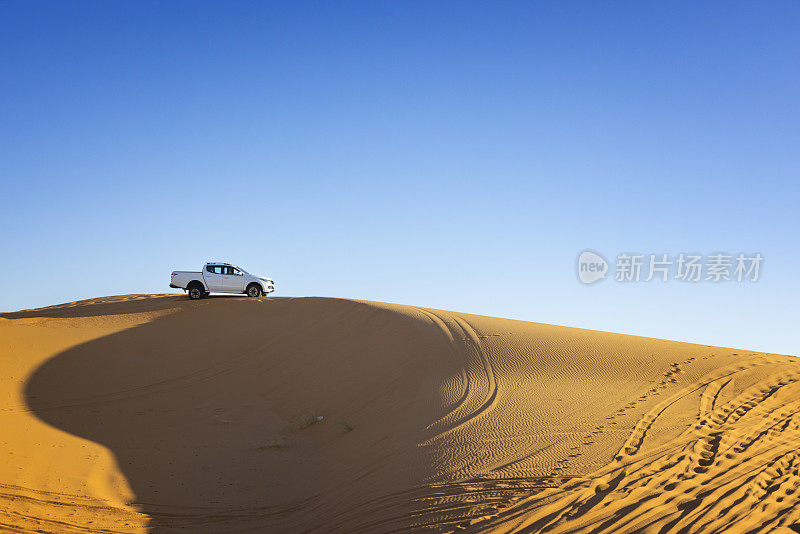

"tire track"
[461,360,800,534]
[415,309,499,439]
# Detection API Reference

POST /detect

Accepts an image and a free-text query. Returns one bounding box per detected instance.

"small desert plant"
[257,440,285,450]
[300,412,324,428]
[338,421,353,433]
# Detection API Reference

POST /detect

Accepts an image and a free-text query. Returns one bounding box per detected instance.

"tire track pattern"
[464,358,800,534]
[0,482,145,533]
[415,309,499,438]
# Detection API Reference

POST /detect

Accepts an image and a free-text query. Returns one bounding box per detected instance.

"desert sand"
[1,295,798,533]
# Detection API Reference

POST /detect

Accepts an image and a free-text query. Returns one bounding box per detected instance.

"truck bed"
[170,271,203,290]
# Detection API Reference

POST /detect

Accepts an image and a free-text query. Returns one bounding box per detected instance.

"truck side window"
[206,265,214,274]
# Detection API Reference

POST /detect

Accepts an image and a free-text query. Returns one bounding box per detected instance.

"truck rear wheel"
[188,283,205,300]
[246,283,262,297]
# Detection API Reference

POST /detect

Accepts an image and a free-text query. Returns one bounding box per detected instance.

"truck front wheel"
[246,283,262,297]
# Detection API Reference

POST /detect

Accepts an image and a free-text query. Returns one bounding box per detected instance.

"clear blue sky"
[2,2,799,355]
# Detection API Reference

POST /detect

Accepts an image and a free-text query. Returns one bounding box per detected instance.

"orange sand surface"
[1,295,798,533]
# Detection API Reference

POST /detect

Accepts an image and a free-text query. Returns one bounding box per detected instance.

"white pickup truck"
[170,262,275,300]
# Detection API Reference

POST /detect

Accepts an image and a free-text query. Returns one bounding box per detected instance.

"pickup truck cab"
[170,263,276,300]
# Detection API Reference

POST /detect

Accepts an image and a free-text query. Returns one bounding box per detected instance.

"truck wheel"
[246,284,262,297]
[188,284,205,300]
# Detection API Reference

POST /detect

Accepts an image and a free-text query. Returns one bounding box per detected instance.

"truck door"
[204,264,226,291]
[224,266,247,292]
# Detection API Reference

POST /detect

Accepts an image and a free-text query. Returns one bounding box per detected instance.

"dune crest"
[0,295,797,533]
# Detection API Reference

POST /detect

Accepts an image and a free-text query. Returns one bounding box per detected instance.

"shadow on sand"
[24,296,441,533]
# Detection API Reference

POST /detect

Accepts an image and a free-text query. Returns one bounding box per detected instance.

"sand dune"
[1,295,797,533]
